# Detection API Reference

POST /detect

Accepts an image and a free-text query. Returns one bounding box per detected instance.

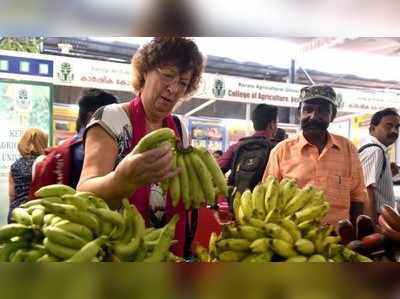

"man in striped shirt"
[359,108,400,222]
[264,85,370,227]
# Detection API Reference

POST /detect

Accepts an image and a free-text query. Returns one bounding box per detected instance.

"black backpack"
[228,135,274,194]
[358,143,387,179]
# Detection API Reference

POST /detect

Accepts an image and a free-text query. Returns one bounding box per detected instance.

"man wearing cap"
[263,84,370,226]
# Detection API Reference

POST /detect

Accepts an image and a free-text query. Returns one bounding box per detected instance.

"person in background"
[212,150,223,160]
[218,104,278,175]
[359,108,400,222]
[29,89,118,196]
[77,37,204,257]
[8,128,47,222]
[264,84,369,226]
[272,127,288,144]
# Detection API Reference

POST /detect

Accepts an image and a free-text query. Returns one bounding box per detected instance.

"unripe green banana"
[354,254,372,262]
[342,247,357,262]
[54,220,94,242]
[242,251,273,262]
[43,237,78,259]
[50,216,63,226]
[42,201,100,236]
[326,244,344,258]
[0,240,29,261]
[249,238,271,254]
[237,225,264,241]
[0,224,33,242]
[183,152,204,208]
[74,191,96,200]
[36,254,60,262]
[294,238,315,255]
[251,184,266,219]
[283,185,316,216]
[279,218,301,242]
[263,223,293,244]
[120,205,134,244]
[222,224,240,239]
[87,207,124,239]
[10,248,28,262]
[43,226,87,250]
[286,255,308,262]
[11,208,33,226]
[20,248,45,262]
[209,232,218,260]
[61,194,91,210]
[66,236,108,262]
[297,219,319,232]
[143,215,179,262]
[240,190,254,221]
[293,202,329,223]
[194,147,228,197]
[189,152,216,206]
[269,239,298,258]
[113,234,142,258]
[169,154,181,208]
[308,254,327,262]
[26,204,45,214]
[86,195,110,210]
[21,199,45,208]
[31,208,45,227]
[304,227,319,241]
[135,128,176,153]
[144,228,163,242]
[218,250,246,262]
[34,184,75,198]
[176,153,190,208]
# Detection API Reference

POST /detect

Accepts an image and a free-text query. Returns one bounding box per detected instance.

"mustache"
[301,118,329,130]
[389,133,398,139]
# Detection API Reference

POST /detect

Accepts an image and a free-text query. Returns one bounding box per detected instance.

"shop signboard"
[53,56,132,91]
[0,80,52,225]
[188,117,227,152]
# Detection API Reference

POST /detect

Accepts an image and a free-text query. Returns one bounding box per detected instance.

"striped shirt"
[264,132,367,226]
[359,136,395,211]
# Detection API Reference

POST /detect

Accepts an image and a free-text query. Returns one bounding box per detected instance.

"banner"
[0,81,52,225]
[53,104,79,145]
[195,73,400,114]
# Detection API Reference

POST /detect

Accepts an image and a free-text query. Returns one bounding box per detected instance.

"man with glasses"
[263,85,370,227]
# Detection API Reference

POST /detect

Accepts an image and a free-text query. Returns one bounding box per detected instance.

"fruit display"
[195,176,372,262]
[0,184,183,262]
[136,128,228,209]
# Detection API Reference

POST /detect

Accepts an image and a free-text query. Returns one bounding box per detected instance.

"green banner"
[0,80,52,225]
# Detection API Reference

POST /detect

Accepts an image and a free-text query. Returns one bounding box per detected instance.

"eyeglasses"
[156,68,190,90]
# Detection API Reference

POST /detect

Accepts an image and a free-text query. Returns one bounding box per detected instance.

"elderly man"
[264,84,370,226]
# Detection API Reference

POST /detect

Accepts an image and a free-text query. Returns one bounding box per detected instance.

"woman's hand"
[114,142,179,192]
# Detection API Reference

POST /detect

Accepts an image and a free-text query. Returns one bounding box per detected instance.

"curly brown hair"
[131,37,204,96]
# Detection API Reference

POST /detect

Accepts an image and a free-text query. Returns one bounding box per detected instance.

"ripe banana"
[232,191,242,222]
[294,238,315,255]
[308,254,327,262]
[242,251,273,262]
[263,223,293,244]
[280,178,298,207]
[294,202,329,223]
[240,190,254,221]
[264,208,280,224]
[34,184,75,198]
[224,238,251,251]
[286,255,308,262]
[251,184,266,219]
[238,225,264,241]
[249,238,270,253]
[269,239,298,258]
[264,177,280,212]
[248,218,265,229]
[283,185,316,216]
[218,250,246,262]
[279,218,302,242]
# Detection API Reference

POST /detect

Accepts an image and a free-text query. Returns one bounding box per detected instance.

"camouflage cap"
[299,84,338,107]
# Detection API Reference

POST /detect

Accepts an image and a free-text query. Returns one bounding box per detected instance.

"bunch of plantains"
[0,184,183,262]
[135,128,229,209]
[196,176,372,262]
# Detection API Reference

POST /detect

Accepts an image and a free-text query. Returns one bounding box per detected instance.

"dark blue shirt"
[70,129,84,189]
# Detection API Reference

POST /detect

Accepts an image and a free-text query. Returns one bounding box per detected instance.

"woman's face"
[141,64,193,122]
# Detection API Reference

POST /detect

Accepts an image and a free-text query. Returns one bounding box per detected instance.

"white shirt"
[359,136,396,210]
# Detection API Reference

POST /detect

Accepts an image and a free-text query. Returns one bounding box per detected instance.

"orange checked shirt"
[263,132,367,226]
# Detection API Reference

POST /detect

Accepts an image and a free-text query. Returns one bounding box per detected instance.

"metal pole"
[245,103,251,121]
[288,59,295,84]
[184,99,216,117]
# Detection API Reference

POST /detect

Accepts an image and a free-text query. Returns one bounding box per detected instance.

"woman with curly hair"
[78,37,205,257]
[8,128,47,222]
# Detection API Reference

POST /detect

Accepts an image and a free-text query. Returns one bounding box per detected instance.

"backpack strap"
[358,143,387,179]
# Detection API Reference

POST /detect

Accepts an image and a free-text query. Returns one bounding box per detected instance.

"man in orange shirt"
[264,85,371,226]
